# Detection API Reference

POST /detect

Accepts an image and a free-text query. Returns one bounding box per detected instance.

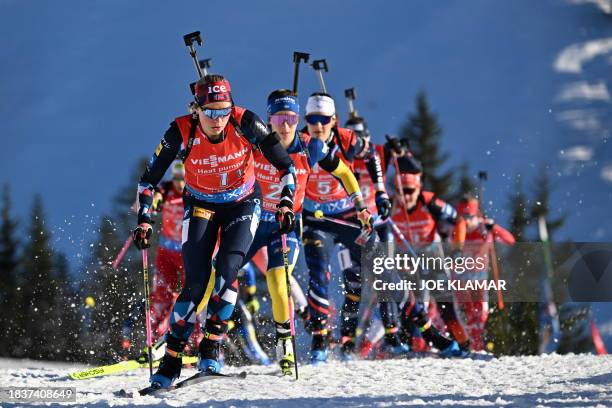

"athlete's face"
[306,113,336,142]
[403,185,421,209]
[269,110,298,149]
[198,101,233,138]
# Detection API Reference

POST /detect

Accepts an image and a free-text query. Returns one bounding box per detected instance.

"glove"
[276,207,296,234]
[245,294,260,315]
[484,218,495,231]
[132,223,153,250]
[356,208,373,232]
[385,135,410,156]
[375,191,392,220]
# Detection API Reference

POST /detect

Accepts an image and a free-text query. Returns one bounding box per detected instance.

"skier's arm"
[428,196,465,247]
[342,128,367,162]
[363,145,386,193]
[240,110,296,209]
[317,148,367,211]
[492,224,516,245]
[137,123,182,225]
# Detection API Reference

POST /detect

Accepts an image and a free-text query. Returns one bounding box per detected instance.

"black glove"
[484,218,495,231]
[132,223,153,250]
[375,191,392,220]
[385,135,410,156]
[276,208,295,234]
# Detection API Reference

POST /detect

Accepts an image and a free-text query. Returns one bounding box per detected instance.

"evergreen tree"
[450,162,477,203]
[16,195,58,359]
[485,174,540,355]
[508,175,530,241]
[399,92,453,198]
[51,253,82,361]
[81,215,134,363]
[530,168,565,238]
[0,184,19,357]
[80,158,149,362]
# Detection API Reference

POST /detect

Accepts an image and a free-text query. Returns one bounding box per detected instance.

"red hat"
[399,172,421,189]
[195,80,233,106]
[456,198,479,216]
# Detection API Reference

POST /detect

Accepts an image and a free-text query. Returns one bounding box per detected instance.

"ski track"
[1,354,611,408]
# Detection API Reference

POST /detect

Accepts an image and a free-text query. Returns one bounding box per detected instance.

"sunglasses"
[202,107,232,120]
[403,188,417,195]
[305,114,333,126]
[270,114,299,127]
[462,214,476,219]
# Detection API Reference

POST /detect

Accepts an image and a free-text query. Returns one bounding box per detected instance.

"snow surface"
[1,354,611,407]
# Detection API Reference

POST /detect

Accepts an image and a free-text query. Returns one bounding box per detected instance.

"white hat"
[305,94,335,116]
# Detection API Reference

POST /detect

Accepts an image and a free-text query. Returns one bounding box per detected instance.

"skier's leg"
[438,301,470,349]
[337,223,366,359]
[264,228,300,373]
[151,202,219,387]
[150,247,179,341]
[303,228,331,362]
[200,196,260,373]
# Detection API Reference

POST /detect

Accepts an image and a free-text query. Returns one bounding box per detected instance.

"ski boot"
[339,337,356,362]
[150,352,182,388]
[383,332,410,356]
[198,337,222,374]
[310,332,328,366]
[275,322,295,375]
[439,340,469,358]
[276,336,295,376]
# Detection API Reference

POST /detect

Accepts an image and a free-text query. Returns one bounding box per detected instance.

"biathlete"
[454,195,515,351]
[243,89,372,374]
[390,158,468,356]
[300,93,377,363]
[133,74,297,388]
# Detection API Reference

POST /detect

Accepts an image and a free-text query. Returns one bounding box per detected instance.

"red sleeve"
[493,224,515,245]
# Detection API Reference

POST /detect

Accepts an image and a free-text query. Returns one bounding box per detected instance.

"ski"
[69,355,198,380]
[116,371,247,398]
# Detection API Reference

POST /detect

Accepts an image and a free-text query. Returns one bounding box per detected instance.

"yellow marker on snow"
[85,296,96,308]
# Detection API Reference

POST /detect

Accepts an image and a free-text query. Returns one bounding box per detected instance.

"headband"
[195,80,233,106]
[306,95,335,116]
[267,95,299,115]
[399,173,422,188]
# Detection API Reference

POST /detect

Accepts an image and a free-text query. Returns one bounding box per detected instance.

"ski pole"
[311,209,377,246]
[280,234,299,380]
[312,59,329,93]
[141,248,154,377]
[311,209,360,229]
[478,170,504,310]
[111,235,133,270]
[292,52,310,94]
